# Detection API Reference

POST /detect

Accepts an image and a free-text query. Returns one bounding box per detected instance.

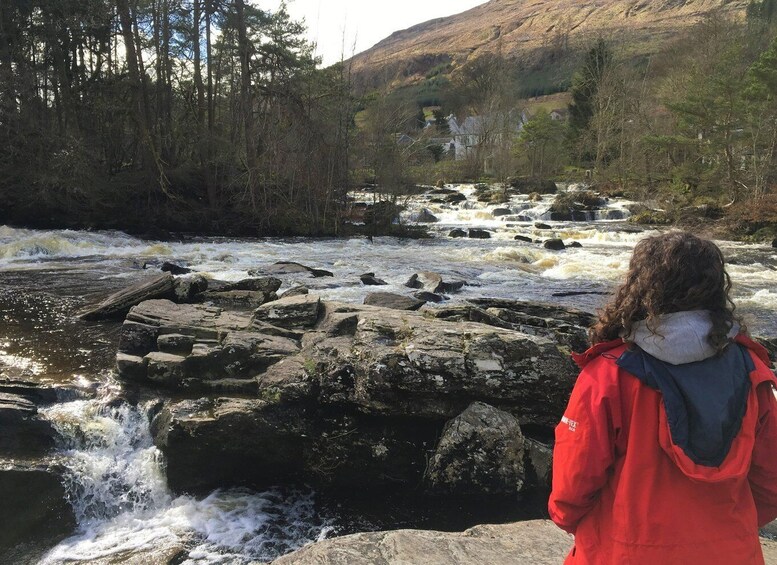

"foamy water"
[1,184,775,332]
[39,384,331,564]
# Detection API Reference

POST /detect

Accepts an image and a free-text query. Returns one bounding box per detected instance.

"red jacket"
[548,336,777,565]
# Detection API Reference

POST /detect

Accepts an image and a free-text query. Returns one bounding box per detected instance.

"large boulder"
[271,520,574,565]
[136,298,577,494]
[152,397,310,492]
[0,393,59,456]
[544,239,566,251]
[0,463,76,553]
[252,295,322,329]
[172,274,209,303]
[426,402,524,495]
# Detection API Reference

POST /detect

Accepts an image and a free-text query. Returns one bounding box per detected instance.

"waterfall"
[38,385,332,564]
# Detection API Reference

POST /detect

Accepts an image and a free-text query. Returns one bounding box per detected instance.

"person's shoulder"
[572,339,630,392]
[572,339,628,370]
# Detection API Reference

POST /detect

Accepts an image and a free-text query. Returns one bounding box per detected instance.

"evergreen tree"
[567,38,613,138]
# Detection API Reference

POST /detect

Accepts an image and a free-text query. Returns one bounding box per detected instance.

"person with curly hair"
[548,231,777,564]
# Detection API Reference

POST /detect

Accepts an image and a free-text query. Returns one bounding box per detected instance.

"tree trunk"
[116,0,167,193]
[235,0,257,171]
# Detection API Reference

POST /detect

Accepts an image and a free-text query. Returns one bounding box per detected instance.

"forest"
[0,0,352,235]
[2,0,777,238]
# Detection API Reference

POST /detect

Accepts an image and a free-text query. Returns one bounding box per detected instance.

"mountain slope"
[349,0,749,91]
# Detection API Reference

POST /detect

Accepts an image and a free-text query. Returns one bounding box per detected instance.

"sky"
[262,0,488,67]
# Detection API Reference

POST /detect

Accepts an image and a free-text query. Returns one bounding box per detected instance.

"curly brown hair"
[590,231,741,350]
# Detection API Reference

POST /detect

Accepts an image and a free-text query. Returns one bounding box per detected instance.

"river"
[1,185,776,563]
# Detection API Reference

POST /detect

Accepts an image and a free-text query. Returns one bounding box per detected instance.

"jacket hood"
[627,310,739,365]
[617,343,753,474]
[572,335,775,482]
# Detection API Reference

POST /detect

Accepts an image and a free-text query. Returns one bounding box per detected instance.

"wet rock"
[426,402,524,495]
[0,393,58,456]
[772,238,777,248]
[118,321,160,357]
[364,292,426,311]
[157,333,195,355]
[146,352,187,387]
[116,353,147,383]
[80,273,175,320]
[161,262,192,275]
[152,397,310,492]
[77,542,191,565]
[0,463,76,552]
[173,274,209,303]
[514,235,533,243]
[525,437,553,491]
[543,239,566,251]
[221,277,282,293]
[414,291,447,303]
[468,229,491,239]
[550,191,605,218]
[416,209,439,223]
[252,295,322,329]
[280,286,309,299]
[467,298,596,329]
[405,272,444,293]
[249,262,333,278]
[510,178,558,195]
[528,192,543,202]
[429,298,594,353]
[271,521,574,565]
[534,222,552,230]
[360,273,388,286]
[0,376,80,405]
[446,192,467,204]
[449,228,467,238]
[492,208,512,217]
[442,280,466,293]
[551,290,610,298]
[569,241,583,248]
[198,290,278,309]
[122,297,578,496]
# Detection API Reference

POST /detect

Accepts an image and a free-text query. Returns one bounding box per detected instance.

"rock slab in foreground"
[270,521,777,565]
[270,520,574,565]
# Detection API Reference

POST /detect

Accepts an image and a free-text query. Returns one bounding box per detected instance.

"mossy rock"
[549,191,604,214]
[509,178,557,195]
[629,210,674,226]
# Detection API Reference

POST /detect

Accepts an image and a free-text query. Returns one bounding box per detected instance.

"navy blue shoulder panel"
[617,343,753,467]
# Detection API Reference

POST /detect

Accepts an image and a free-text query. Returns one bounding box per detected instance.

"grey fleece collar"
[628,311,738,366]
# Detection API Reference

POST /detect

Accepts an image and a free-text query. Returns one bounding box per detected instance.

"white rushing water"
[39,383,331,564]
[1,184,775,326]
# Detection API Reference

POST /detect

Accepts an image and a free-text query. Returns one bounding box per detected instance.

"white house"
[446,110,529,161]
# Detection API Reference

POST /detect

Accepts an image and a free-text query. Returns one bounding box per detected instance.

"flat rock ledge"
[269,521,777,565]
[270,520,573,565]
